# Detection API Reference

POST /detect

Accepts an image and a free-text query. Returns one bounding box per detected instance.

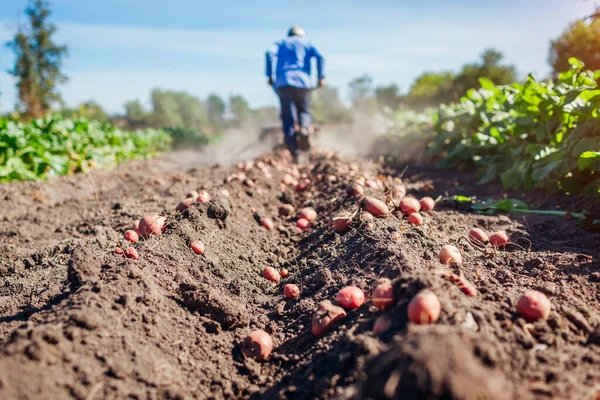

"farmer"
[265,25,325,163]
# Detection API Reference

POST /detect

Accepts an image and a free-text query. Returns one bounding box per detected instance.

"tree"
[374,83,403,110]
[206,93,226,128]
[406,71,456,109]
[453,49,516,95]
[405,49,515,109]
[78,101,108,122]
[149,89,208,129]
[312,86,351,123]
[550,19,600,73]
[7,0,68,118]
[348,74,374,109]
[124,100,148,128]
[229,94,251,124]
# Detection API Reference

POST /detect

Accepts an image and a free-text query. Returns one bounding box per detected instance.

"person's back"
[265,26,325,163]
[273,35,316,89]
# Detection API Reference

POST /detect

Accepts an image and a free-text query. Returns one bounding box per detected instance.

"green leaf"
[478,77,496,91]
[450,195,474,204]
[579,151,600,170]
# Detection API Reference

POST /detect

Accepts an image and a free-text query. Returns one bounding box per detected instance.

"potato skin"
[362,197,389,217]
[241,330,273,361]
[407,290,441,325]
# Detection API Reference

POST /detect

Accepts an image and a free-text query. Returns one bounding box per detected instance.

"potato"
[372,280,394,310]
[262,267,280,283]
[261,218,274,231]
[124,247,139,260]
[312,300,347,337]
[469,228,489,246]
[419,197,435,211]
[298,207,317,222]
[190,241,205,255]
[346,182,364,197]
[284,284,300,300]
[278,204,295,216]
[241,330,273,361]
[197,190,211,204]
[400,197,421,215]
[296,218,309,230]
[439,245,462,265]
[490,231,510,247]
[177,197,195,212]
[407,212,424,226]
[138,214,166,236]
[336,286,365,310]
[362,197,389,217]
[407,290,441,325]
[332,212,353,233]
[517,290,551,321]
[124,229,139,243]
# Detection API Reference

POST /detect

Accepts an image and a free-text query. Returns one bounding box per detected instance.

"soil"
[0,147,600,400]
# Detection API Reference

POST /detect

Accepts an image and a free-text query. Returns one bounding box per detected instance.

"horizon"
[0,0,596,114]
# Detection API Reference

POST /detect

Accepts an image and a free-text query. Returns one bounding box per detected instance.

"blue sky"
[0,0,596,113]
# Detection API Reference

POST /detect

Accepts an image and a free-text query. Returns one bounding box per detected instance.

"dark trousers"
[276,86,311,153]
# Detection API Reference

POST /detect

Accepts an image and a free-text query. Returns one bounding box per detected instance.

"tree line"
[3,0,600,130]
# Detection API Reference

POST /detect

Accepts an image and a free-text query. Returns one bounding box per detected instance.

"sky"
[0,0,597,114]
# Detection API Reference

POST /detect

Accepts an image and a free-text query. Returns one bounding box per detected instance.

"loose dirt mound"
[0,149,599,400]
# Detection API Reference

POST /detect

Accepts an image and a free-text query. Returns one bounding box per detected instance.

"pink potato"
[419,197,435,211]
[296,218,310,230]
[400,197,421,215]
[261,218,274,231]
[284,284,300,300]
[517,290,551,321]
[490,230,510,247]
[372,280,395,310]
[346,183,364,197]
[298,207,317,222]
[312,300,347,337]
[262,267,281,283]
[362,197,389,217]
[177,197,195,212]
[469,228,489,246]
[336,286,365,310]
[332,212,353,233]
[138,214,166,236]
[407,213,424,226]
[196,190,211,204]
[241,330,273,361]
[407,290,441,325]
[439,245,462,265]
[124,229,139,243]
[190,241,205,255]
[124,247,139,260]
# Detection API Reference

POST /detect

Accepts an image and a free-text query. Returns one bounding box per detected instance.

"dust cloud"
[166,111,428,168]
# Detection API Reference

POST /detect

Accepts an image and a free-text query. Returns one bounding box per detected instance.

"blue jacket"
[265,36,325,89]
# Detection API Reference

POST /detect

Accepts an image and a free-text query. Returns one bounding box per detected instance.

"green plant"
[431,58,600,195]
[0,115,171,182]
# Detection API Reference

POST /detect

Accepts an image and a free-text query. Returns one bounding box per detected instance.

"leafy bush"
[162,127,222,149]
[374,108,436,163]
[430,58,600,195]
[0,115,171,182]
